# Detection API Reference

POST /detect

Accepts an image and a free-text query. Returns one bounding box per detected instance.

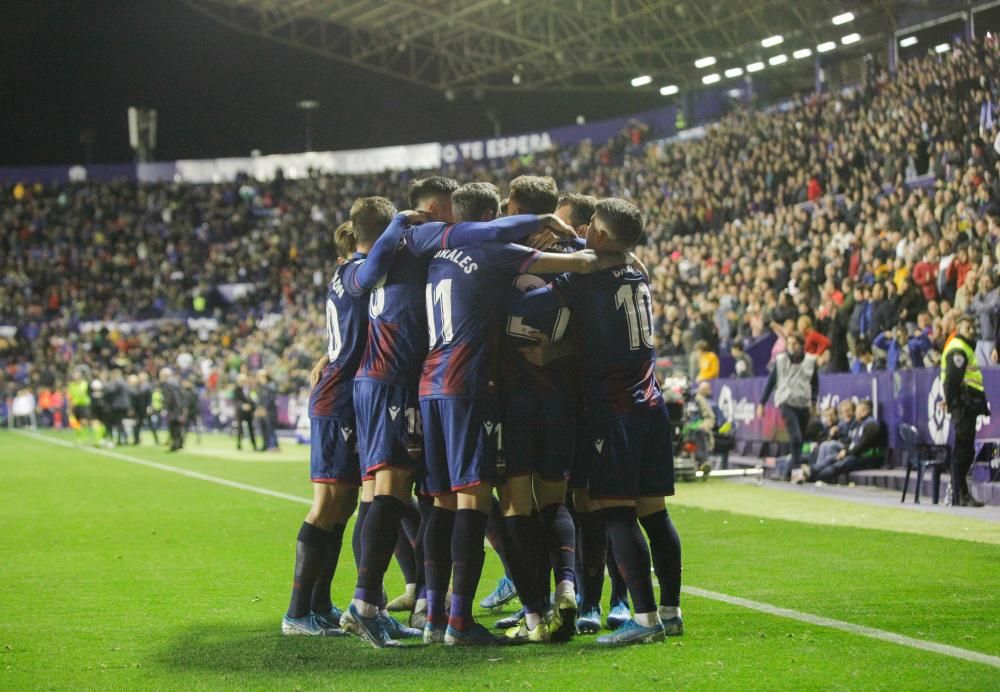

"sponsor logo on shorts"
[594,438,605,454]
[341,425,354,441]
[389,405,400,420]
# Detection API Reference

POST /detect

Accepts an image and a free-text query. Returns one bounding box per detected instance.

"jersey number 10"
[615,283,654,350]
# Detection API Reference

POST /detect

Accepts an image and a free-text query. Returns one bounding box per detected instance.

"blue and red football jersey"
[308,254,371,421]
[354,213,544,391]
[398,216,542,400]
[354,231,429,388]
[500,239,578,398]
[511,264,663,418]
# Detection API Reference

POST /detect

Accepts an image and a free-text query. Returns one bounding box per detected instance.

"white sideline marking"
[683,586,1000,669]
[13,430,310,506]
[15,430,1000,669]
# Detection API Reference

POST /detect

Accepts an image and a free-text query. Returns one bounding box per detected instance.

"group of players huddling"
[281,175,683,647]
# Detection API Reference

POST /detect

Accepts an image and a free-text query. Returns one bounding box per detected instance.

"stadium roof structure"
[180,0,908,94]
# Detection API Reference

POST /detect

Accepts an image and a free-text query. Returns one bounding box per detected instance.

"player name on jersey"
[432,247,479,274]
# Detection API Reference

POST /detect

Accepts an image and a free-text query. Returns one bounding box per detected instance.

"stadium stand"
[2,37,999,448]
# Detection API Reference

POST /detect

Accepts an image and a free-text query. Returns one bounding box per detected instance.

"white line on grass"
[682,586,1000,669]
[15,430,1000,669]
[13,430,310,506]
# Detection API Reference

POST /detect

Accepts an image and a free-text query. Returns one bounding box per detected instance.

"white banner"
[169,143,442,183]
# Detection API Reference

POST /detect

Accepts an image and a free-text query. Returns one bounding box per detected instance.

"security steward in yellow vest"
[942,315,989,507]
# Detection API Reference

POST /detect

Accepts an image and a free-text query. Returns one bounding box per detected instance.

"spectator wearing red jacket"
[798,315,831,356]
[911,245,939,301]
[807,174,823,202]
[946,245,973,291]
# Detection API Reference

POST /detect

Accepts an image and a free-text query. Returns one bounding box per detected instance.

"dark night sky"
[0,0,664,166]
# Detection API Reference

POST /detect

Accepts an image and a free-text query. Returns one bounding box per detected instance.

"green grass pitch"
[2,430,998,690]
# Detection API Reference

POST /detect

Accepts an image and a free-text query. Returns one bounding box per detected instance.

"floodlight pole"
[296,100,320,152]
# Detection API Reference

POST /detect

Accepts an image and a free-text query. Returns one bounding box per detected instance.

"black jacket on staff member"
[232,376,257,451]
[159,370,186,452]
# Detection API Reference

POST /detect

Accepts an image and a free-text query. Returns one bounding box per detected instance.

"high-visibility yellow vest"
[941,337,984,392]
[67,380,90,407]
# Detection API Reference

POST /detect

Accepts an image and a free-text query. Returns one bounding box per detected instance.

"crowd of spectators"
[3,37,1000,424]
[0,306,323,430]
[645,38,1000,378]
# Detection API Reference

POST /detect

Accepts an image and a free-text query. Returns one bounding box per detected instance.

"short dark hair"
[409,176,459,209]
[557,193,597,227]
[349,196,397,245]
[508,175,559,214]
[334,221,356,259]
[452,182,500,222]
[594,198,644,247]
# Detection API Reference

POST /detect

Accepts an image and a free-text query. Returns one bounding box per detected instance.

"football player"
[399,182,624,645]
[509,198,683,645]
[283,200,421,638]
[495,175,582,643]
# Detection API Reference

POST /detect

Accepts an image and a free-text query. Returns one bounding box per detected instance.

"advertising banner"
[712,369,999,449]
[441,104,681,164]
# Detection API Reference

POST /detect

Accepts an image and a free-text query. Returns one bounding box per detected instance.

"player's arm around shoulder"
[525,248,631,275]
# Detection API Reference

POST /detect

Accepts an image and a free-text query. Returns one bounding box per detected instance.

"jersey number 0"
[326,299,343,359]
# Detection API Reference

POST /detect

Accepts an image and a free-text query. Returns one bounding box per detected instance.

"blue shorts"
[310,417,361,485]
[420,397,500,495]
[501,390,575,482]
[582,404,674,500]
[354,380,421,478]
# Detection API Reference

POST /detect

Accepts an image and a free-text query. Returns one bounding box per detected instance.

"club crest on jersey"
[594,438,605,453]
[341,426,354,441]
[389,405,400,420]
